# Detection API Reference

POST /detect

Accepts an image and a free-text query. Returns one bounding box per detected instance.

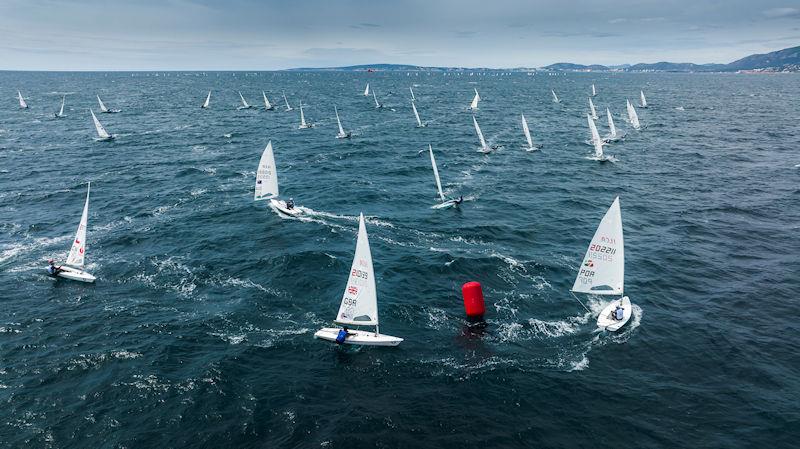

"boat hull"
[54,266,96,283]
[431,198,461,209]
[596,296,632,331]
[269,199,303,217]
[314,327,403,346]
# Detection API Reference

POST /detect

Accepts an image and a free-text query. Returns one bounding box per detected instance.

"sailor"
[47,259,62,276]
[614,304,625,320]
[286,198,295,210]
[335,326,350,344]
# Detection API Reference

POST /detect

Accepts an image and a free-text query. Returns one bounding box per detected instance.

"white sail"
[552,89,560,103]
[239,91,250,108]
[66,183,90,267]
[588,114,603,158]
[283,92,293,111]
[640,90,647,108]
[412,100,423,127]
[606,107,617,137]
[473,115,487,150]
[589,97,598,119]
[18,91,27,109]
[409,86,416,101]
[592,84,597,97]
[429,145,445,202]
[335,106,346,136]
[335,213,379,326]
[521,113,533,149]
[469,88,480,110]
[202,91,211,108]
[254,141,279,200]
[262,91,272,109]
[299,102,307,127]
[373,90,380,108]
[627,99,641,130]
[364,83,370,96]
[97,95,108,113]
[90,109,111,139]
[572,197,624,296]
[58,95,65,116]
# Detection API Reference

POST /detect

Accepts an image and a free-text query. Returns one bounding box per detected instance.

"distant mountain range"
[288,45,800,73]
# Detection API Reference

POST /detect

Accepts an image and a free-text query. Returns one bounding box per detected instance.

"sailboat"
[237,91,254,110]
[335,106,351,139]
[587,114,612,162]
[588,97,598,120]
[97,95,120,113]
[283,92,293,111]
[469,88,480,110]
[298,101,314,129]
[363,83,370,96]
[262,91,275,111]
[591,84,597,97]
[521,113,542,151]
[412,100,426,127]
[552,89,560,104]
[254,141,303,217]
[54,95,66,118]
[639,90,648,108]
[17,91,28,109]
[90,109,115,141]
[201,91,211,109]
[49,183,96,283]
[626,99,641,130]
[409,86,416,101]
[604,107,624,142]
[429,145,462,209]
[571,197,632,331]
[314,213,403,346]
[372,90,383,109]
[473,115,494,153]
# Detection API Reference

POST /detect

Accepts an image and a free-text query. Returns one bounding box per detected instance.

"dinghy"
[626,99,641,130]
[552,89,560,104]
[469,88,480,110]
[283,92,293,111]
[364,83,370,96]
[521,113,542,151]
[639,90,648,108]
[571,197,633,331]
[412,100,426,127]
[298,101,314,129]
[262,91,275,110]
[591,84,597,97]
[18,91,28,109]
[97,95,120,113]
[409,86,416,101]
[237,91,254,110]
[90,109,114,141]
[314,213,403,346]
[429,145,462,209]
[587,114,612,162]
[55,95,66,118]
[48,183,96,283]
[588,97,598,120]
[254,141,304,217]
[335,106,351,139]
[372,90,383,109]
[473,115,494,153]
[604,107,624,142]
[201,91,211,109]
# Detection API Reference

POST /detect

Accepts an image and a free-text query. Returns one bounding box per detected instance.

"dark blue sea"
[1,70,798,448]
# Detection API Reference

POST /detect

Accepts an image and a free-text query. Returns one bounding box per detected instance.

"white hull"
[314,327,403,346]
[336,132,351,139]
[587,154,615,163]
[54,266,96,283]
[299,124,314,129]
[431,198,462,209]
[526,144,543,152]
[596,296,632,331]
[269,199,303,217]
[101,109,120,114]
[94,135,115,142]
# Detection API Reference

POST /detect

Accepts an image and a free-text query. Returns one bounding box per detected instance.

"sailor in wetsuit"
[614,304,624,320]
[286,198,295,210]
[47,259,63,277]
[335,326,351,344]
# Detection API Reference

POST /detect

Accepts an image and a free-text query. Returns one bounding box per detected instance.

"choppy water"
[1,71,798,448]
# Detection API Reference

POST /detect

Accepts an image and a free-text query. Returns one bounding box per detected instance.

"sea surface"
[0,70,798,448]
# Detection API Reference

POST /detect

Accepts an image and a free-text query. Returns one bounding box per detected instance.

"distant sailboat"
[604,107,624,142]
[409,86,416,101]
[412,100,426,127]
[17,91,28,109]
[97,95,120,113]
[591,84,597,97]
[372,90,383,109]
[254,141,303,217]
[90,109,114,141]
[262,91,275,110]
[572,197,633,332]
[314,213,403,346]
[429,145,462,209]
[469,88,480,110]
[201,91,211,109]
[364,83,370,96]
[237,91,254,110]
[48,183,96,283]
[639,90,648,108]
[473,115,494,153]
[626,99,641,130]
[283,92,293,111]
[55,95,66,118]
[587,114,612,162]
[521,113,542,151]
[588,97,598,120]
[298,101,314,129]
[552,89,560,104]
[335,106,351,139]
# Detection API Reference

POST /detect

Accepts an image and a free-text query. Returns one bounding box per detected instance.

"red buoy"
[461,281,486,321]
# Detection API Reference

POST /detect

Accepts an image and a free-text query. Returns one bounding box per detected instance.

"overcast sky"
[1,0,798,70]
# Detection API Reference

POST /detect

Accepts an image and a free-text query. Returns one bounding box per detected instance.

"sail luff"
[335,213,379,326]
[429,145,445,201]
[65,183,90,267]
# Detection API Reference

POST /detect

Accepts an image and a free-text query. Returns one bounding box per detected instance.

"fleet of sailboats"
[428,145,462,209]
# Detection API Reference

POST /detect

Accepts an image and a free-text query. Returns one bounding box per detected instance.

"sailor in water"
[286,198,295,210]
[335,326,351,344]
[47,259,62,277]
[614,304,625,320]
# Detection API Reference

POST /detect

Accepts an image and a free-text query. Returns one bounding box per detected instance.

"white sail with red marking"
[335,213,378,326]
[254,141,278,200]
[572,197,624,295]
[66,183,90,267]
